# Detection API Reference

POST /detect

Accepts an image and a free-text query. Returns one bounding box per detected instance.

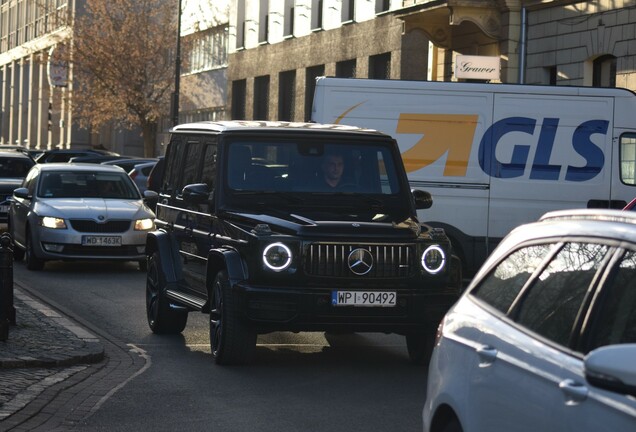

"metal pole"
[171,0,183,127]
[0,232,15,341]
[518,7,528,84]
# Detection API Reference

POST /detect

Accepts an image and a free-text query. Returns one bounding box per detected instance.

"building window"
[593,55,616,88]
[182,25,228,74]
[259,0,268,43]
[232,79,247,120]
[236,0,246,48]
[336,59,356,78]
[279,70,296,121]
[311,0,323,30]
[545,66,557,86]
[341,0,354,22]
[376,0,390,13]
[305,65,325,121]
[254,75,270,120]
[369,53,391,79]
[284,0,294,37]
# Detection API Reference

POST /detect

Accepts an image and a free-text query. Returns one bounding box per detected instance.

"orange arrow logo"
[397,113,478,176]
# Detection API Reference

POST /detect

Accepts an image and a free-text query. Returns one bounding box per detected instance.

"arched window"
[593,55,616,87]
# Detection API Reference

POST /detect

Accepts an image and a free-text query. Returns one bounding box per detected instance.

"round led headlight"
[421,245,446,274]
[263,242,292,271]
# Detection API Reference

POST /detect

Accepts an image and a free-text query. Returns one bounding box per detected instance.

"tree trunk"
[141,121,158,157]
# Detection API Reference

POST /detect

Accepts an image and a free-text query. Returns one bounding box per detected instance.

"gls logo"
[395,114,609,182]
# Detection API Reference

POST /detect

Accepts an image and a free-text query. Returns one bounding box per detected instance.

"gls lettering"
[397,114,609,181]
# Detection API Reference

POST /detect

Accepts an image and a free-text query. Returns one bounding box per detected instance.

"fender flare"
[207,248,247,288]
[145,230,181,283]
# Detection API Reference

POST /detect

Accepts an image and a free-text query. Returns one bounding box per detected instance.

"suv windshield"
[0,157,33,178]
[226,139,402,195]
[223,138,411,222]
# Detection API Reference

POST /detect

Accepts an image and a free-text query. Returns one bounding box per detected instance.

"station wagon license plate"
[331,291,396,307]
[81,236,122,247]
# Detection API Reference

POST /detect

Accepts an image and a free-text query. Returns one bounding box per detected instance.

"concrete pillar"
[37,52,49,150]
[8,61,16,145]
[0,65,8,145]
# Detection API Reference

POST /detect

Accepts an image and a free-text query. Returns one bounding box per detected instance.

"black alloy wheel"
[146,252,187,334]
[405,331,435,365]
[209,270,256,365]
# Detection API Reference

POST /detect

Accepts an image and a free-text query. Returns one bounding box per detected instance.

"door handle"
[559,379,588,404]
[476,345,497,366]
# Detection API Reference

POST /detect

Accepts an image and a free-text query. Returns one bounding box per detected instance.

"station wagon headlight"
[263,242,292,271]
[421,245,446,274]
[134,218,155,231]
[40,216,67,229]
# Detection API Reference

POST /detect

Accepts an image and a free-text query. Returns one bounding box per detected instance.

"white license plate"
[81,236,122,247]
[0,205,8,213]
[331,291,396,307]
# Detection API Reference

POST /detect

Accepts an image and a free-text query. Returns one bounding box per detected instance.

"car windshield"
[226,139,402,195]
[0,158,32,178]
[38,171,139,199]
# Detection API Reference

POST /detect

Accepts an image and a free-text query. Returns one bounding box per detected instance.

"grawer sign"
[455,55,500,80]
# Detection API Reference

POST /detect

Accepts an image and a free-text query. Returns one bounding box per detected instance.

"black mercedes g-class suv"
[145,121,461,365]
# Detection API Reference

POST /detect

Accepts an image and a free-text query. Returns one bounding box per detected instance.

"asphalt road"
[14,259,429,432]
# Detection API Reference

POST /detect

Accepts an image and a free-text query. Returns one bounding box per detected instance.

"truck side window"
[620,133,636,185]
[201,141,218,189]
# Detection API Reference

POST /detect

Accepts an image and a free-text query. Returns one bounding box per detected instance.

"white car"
[8,163,156,271]
[423,209,636,432]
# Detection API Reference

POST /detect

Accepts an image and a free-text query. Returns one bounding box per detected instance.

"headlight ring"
[263,242,292,271]
[421,245,446,274]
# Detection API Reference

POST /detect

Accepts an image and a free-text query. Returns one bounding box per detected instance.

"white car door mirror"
[585,344,636,397]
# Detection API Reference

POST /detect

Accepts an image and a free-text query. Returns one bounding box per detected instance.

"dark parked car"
[145,121,461,365]
[35,148,119,163]
[0,150,36,223]
[102,157,159,174]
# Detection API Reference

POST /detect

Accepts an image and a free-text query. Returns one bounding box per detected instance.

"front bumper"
[32,225,148,261]
[234,282,458,333]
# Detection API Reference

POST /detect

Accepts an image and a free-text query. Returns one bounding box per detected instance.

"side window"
[180,140,204,191]
[201,141,217,189]
[25,169,39,196]
[515,242,609,348]
[586,249,636,351]
[471,244,555,314]
[163,140,185,195]
[620,133,636,185]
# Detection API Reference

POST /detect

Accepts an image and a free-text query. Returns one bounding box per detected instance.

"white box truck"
[312,77,636,276]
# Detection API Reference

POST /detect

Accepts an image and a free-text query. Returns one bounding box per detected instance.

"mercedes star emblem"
[348,248,374,275]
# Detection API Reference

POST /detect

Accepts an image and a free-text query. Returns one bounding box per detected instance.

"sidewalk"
[0,287,104,420]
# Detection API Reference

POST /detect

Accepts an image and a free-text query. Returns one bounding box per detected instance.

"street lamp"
[171,0,183,127]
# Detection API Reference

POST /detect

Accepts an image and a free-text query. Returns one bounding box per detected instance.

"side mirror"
[13,187,30,199]
[585,344,636,397]
[182,183,211,205]
[143,190,158,200]
[412,189,433,210]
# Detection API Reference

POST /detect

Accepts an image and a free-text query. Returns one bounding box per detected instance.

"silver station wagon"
[8,163,156,271]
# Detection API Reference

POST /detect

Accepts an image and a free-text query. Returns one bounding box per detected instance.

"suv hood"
[226,210,421,239]
[34,198,152,220]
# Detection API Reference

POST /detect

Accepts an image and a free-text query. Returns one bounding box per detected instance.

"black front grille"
[69,219,131,233]
[305,243,415,278]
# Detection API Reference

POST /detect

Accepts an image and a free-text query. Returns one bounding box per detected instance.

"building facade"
[227,0,636,122]
[0,0,229,157]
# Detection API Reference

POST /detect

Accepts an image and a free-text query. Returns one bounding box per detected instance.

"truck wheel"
[209,270,256,365]
[25,230,45,271]
[405,331,435,365]
[146,252,187,334]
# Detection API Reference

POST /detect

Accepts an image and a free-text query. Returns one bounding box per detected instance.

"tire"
[209,270,256,365]
[405,331,435,365]
[146,252,187,334]
[25,230,45,271]
[440,418,463,432]
[138,258,148,272]
[13,245,25,262]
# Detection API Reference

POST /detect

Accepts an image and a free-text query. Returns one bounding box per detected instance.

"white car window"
[515,242,610,347]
